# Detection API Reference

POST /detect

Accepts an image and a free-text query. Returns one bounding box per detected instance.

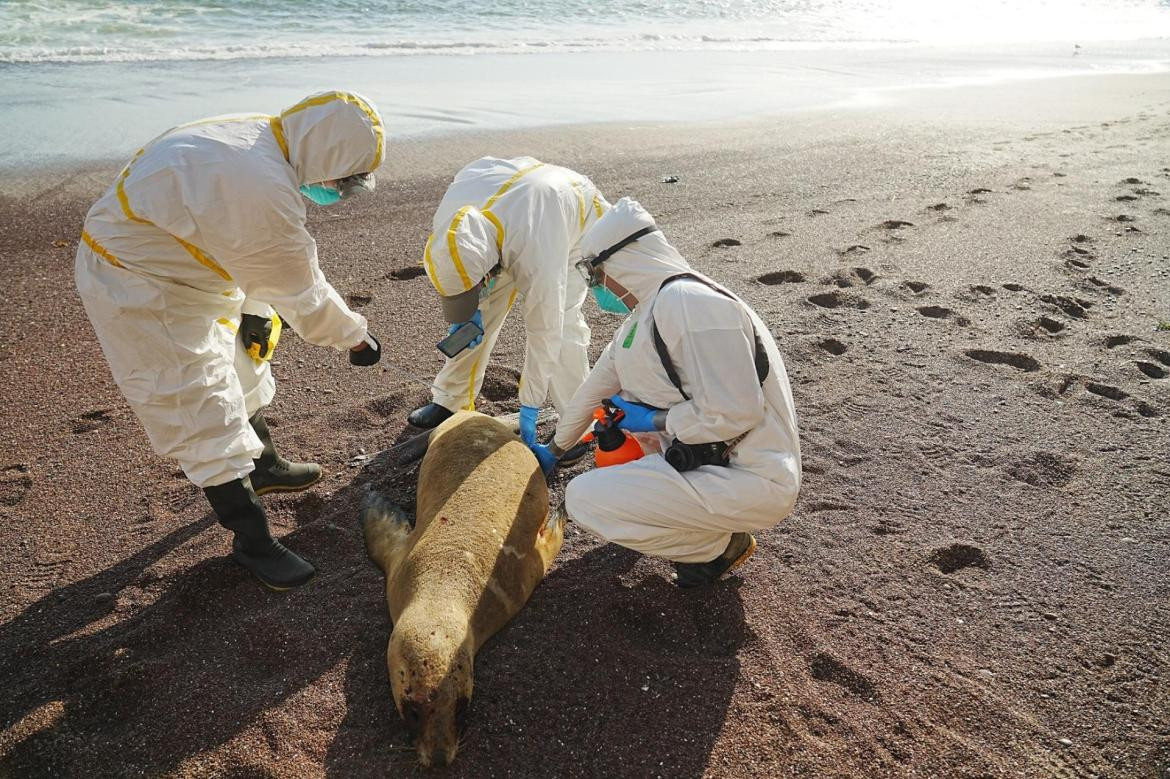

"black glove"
[349,333,381,366]
[240,313,273,359]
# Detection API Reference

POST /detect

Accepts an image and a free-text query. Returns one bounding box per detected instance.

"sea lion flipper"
[537,501,567,572]
[361,490,413,576]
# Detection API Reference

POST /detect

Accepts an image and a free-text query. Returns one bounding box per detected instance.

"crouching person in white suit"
[532,198,801,587]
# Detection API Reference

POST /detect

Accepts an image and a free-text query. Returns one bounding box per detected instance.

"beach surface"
[1,72,1168,777]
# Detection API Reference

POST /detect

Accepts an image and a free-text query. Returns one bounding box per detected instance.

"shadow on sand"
[1,459,747,777]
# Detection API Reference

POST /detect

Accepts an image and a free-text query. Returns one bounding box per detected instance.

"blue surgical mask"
[590,284,631,315]
[299,184,342,206]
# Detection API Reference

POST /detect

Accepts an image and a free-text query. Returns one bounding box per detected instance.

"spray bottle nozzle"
[592,402,643,466]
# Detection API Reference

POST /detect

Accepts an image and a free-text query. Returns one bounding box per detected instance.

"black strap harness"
[650,273,770,401]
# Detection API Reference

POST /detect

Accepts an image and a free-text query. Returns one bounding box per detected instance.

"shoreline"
[3,40,1169,174]
[3,69,1169,194]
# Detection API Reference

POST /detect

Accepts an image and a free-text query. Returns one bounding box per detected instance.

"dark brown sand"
[1,73,1168,778]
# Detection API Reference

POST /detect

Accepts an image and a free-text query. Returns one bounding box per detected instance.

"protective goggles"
[574,226,658,286]
[337,172,376,199]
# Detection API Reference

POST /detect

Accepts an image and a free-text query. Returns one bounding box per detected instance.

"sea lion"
[361,410,564,767]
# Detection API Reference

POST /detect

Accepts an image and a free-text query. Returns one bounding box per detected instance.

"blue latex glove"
[530,443,557,477]
[448,309,484,350]
[518,404,539,446]
[608,394,660,433]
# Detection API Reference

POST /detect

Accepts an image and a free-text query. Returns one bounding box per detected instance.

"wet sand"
[1,72,1168,777]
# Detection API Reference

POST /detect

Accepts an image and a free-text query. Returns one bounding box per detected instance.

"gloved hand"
[349,333,382,366]
[240,313,273,359]
[449,310,485,350]
[608,394,661,433]
[518,404,539,446]
[529,443,558,477]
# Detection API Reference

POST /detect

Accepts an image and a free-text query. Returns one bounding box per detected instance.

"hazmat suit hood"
[277,90,386,186]
[581,197,692,305]
[424,205,500,312]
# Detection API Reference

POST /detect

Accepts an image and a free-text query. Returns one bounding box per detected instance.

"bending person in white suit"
[75,90,386,590]
[409,156,608,458]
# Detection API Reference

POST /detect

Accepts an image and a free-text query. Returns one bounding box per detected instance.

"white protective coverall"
[75,90,384,487]
[422,157,608,413]
[554,199,802,563]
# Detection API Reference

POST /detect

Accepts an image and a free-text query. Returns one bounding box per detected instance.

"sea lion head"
[388,609,475,767]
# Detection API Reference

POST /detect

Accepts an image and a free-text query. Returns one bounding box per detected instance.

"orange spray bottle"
[593,400,645,467]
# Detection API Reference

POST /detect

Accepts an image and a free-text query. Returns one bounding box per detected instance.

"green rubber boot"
[203,478,316,591]
[248,412,322,496]
[673,532,757,589]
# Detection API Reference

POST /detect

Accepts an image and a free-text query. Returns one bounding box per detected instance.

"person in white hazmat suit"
[75,90,387,591]
[531,198,802,588]
[407,156,608,457]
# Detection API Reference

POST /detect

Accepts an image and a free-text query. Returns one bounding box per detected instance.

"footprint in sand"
[966,188,994,204]
[1002,283,1027,292]
[711,238,741,248]
[1119,177,1145,185]
[807,208,829,217]
[959,284,996,302]
[901,280,930,295]
[1111,214,1137,223]
[1080,277,1125,296]
[807,291,870,310]
[1085,382,1128,401]
[1082,382,1159,418]
[927,202,951,212]
[809,653,877,700]
[768,230,792,238]
[757,270,806,285]
[346,292,373,308]
[817,338,847,356]
[1011,178,1033,191]
[1071,234,1094,244]
[917,305,969,326]
[1145,348,1170,367]
[1005,452,1079,487]
[1104,334,1137,348]
[72,409,114,434]
[824,267,877,288]
[1133,187,1160,196]
[0,464,33,507]
[1021,316,1067,339]
[1135,362,1167,379]
[837,244,871,257]
[387,266,426,281]
[1116,194,1138,202]
[1039,294,1092,320]
[964,349,1041,372]
[878,219,914,230]
[930,543,990,574]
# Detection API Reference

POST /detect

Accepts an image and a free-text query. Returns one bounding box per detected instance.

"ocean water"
[4,0,1170,63]
[1,1,1169,169]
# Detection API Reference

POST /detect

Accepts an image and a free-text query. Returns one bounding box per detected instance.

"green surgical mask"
[590,284,631,315]
[299,184,342,206]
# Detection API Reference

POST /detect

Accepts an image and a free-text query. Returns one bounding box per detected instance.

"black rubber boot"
[672,532,757,589]
[556,440,593,467]
[248,412,322,496]
[407,402,455,429]
[203,478,316,591]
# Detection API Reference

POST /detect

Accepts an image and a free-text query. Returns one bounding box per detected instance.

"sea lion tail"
[361,490,413,574]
